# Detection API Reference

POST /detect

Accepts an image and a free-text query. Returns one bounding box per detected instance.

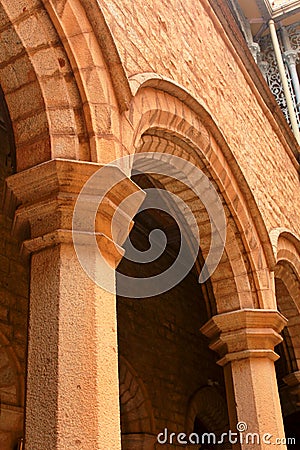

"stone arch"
[269,228,300,437]
[41,0,130,163]
[119,356,156,449]
[0,0,131,171]
[270,229,300,370]
[132,133,255,314]
[271,229,300,287]
[0,0,89,169]
[122,78,276,312]
[185,385,228,435]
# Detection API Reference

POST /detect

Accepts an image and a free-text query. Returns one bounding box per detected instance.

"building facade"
[0,0,299,449]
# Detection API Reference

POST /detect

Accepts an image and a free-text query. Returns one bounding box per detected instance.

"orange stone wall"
[0,0,298,238]
[99,0,300,238]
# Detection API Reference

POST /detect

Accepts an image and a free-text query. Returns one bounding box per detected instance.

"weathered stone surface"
[99,0,300,238]
[0,0,298,449]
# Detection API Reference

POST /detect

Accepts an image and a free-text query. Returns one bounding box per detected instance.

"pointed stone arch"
[41,0,131,163]
[119,356,156,449]
[122,75,276,313]
[132,133,255,315]
[270,229,300,370]
[0,0,88,169]
[0,0,132,170]
[185,385,228,435]
[269,229,300,438]
[271,229,300,287]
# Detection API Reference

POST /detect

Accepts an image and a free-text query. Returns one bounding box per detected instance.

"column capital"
[200,309,287,366]
[248,42,260,63]
[283,49,298,66]
[4,158,145,266]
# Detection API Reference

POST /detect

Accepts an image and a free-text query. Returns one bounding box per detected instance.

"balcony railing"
[259,23,300,129]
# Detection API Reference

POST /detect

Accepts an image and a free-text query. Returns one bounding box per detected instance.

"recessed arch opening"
[274,258,300,449]
[115,124,261,448]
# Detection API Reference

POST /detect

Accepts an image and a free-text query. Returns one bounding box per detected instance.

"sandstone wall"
[99,0,300,238]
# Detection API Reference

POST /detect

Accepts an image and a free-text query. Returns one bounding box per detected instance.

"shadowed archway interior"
[0,86,29,450]
[116,171,228,448]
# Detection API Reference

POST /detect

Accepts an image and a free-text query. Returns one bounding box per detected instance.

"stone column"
[4,159,145,450]
[201,309,288,450]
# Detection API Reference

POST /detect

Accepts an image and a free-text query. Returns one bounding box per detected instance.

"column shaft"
[201,309,288,450]
[26,243,122,449]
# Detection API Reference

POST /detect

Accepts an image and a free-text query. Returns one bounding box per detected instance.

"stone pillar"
[201,309,288,450]
[4,159,145,450]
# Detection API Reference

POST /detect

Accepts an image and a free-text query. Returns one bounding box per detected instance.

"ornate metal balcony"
[230,0,300,143]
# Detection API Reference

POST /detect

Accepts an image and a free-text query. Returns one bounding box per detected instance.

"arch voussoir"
[123,82,274,313]
[0,0,88,169]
